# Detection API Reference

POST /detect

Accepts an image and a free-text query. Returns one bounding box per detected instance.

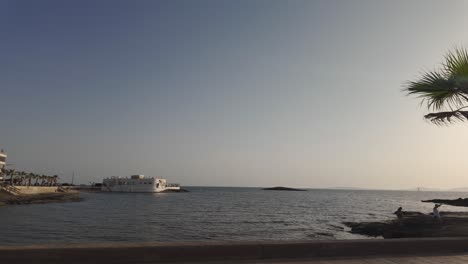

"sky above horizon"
[2,0,468,189]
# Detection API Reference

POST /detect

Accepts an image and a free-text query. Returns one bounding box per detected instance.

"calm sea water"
[1,187,468,245]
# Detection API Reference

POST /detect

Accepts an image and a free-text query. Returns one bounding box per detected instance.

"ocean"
[1,187,468,246]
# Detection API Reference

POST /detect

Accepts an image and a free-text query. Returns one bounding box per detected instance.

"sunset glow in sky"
[2,0,468,189]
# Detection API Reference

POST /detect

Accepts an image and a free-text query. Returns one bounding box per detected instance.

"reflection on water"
[1,187,468,245]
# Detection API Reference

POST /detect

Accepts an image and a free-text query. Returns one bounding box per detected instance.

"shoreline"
[345,211,468,238]
[0,190,81,206]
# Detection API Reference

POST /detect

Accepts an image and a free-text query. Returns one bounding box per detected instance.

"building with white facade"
[102,175,180,193]
[0,149,6,181]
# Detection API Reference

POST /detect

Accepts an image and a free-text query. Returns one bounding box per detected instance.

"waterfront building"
[102,175,180,192]
[0,149,6,182]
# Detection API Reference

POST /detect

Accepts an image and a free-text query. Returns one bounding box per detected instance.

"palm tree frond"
[424,110,468,125]
[443,47,468,78]
[406,72,463,110]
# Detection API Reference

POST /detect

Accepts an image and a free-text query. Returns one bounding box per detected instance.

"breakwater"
[0,187,81,205]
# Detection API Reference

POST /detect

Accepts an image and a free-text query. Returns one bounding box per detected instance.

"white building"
[0,150,6,181]
[102,175,180,193]
[0,150,5,168]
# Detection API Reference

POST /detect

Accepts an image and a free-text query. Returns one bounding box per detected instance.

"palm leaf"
[425,110,468,125]
[443,47,468,78]
[405,47,468,124]
[406,72,462,110]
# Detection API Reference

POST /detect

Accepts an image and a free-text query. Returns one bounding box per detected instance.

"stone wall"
[15,186,58,194]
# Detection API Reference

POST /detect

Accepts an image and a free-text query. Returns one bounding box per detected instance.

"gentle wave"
[1,187,468,245]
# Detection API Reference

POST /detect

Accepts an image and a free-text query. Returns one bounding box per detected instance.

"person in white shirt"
[433,204,442,223]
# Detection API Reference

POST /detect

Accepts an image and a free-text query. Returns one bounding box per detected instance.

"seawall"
[1,238,468,263]
[15,186,58,194]
[0,188,80,205]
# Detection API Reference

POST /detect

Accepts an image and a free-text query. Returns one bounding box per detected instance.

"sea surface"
[1,187,468,246]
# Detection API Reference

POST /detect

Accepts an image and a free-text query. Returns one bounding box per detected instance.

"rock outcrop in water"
[345,211,468,238]
[262,187,306,191]
[422,198,468,207]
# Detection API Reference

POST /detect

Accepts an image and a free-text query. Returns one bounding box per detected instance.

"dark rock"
[262,187,307,191]
[344,211,468,239]
[422,198,468,207]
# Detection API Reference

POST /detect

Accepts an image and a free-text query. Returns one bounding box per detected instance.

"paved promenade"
[198,254,468,263]
[1,238,468,263]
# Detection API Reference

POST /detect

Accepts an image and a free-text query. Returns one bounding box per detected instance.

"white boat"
[101,175,180,193]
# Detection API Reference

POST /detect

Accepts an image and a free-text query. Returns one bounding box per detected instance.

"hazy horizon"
[3,0,468,189]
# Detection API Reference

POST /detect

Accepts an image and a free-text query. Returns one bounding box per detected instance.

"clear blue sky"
[2,0,468,188]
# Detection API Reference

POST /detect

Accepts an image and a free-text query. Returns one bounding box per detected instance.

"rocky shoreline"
[0,187,188,206]
[422,198,468,207]
[345,211,468,238]
[0,190,82,206]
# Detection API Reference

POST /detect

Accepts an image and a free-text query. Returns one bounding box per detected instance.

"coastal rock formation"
[262,187,307,191]
[345,211,468,238]
[422,198,468,207]
[0,190,81,205]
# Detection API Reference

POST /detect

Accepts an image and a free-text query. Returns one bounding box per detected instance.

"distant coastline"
[262,187,306,191]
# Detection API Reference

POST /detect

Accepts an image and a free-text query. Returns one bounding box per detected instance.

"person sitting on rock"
[394,207,403,221]
[433,204,442,223]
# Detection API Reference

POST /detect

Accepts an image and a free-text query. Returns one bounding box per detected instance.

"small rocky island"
[345,211,468,238]
[262,187,307,191]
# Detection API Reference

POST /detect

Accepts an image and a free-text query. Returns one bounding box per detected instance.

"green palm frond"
[406,72,461,110]
[405,47,468,124]
[443,47,468,78]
